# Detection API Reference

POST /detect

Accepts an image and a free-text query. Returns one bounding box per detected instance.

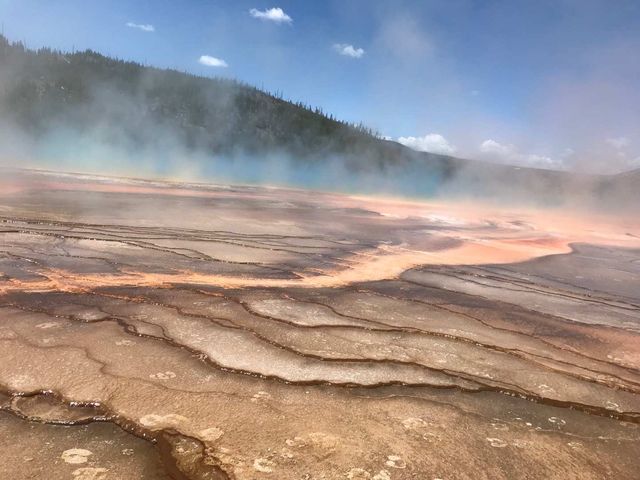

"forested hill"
[0,34,394,161]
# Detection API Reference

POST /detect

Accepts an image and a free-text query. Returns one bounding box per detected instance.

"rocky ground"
[0,169,639,480]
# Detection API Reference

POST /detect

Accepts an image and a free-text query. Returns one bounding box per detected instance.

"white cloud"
[479,139,561,169]
[606,136,630,150]
[126,22,155,32]
[249,7,292,24]
[398,133,456,155]
[480,139,514,157]
[333,43,365,59]
[198,55,228,68]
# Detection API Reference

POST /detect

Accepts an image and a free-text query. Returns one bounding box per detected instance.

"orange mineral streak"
[0,232,629,295]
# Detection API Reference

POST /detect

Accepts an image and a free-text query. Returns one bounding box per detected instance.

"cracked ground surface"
[0,168,639,479]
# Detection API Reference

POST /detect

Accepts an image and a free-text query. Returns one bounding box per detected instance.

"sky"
[1,0,639,172]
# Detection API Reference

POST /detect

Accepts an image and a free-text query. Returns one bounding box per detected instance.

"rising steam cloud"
[0,35,637,212]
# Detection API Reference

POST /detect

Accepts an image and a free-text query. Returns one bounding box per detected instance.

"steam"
[0,35,637,213]
[359,3,640,174]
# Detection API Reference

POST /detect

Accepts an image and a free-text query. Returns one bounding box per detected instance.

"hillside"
[0,35,387,156]
[0,35,637,208]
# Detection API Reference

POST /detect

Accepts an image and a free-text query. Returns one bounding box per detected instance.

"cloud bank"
[249,7,292,24]
[398,133,456,155]
[479,139,560,170]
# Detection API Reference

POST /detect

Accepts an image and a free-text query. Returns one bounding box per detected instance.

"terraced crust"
[1,170,639,479]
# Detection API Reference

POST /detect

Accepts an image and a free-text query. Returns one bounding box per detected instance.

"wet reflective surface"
[1,169,639,479]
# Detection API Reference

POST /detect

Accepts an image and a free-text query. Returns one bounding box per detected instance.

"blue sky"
[1,0,639,172]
